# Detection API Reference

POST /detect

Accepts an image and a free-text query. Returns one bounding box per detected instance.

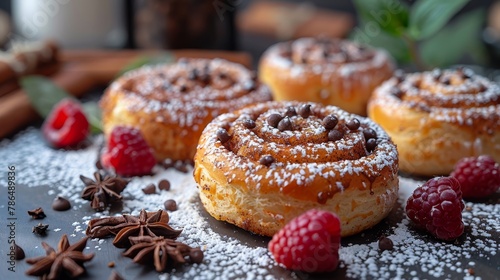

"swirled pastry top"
[196,101,398,204]
[262,37,391,77]
[371,68,500,134]
[106,58,270,130]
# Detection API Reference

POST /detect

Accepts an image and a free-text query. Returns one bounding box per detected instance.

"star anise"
[80,171,129,211]
[33,223,49,236]
[123,236,203,272]
[25,235,94,280]
[85,209,182,248]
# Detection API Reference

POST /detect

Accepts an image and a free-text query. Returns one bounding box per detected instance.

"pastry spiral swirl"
[259,37,394,115]
[100,58,272,161]
[368,68,500,176]
[194,101,399,237]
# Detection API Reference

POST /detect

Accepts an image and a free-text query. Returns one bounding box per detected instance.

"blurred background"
[0,0,499,68]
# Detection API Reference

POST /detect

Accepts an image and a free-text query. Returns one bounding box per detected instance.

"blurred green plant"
[21,76,102,134]
[351,0,486,70]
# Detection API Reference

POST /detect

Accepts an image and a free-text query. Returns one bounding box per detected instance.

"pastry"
[258,37,394,115]
[100,58,272,161]
[368,68,500,176]
[194,101,399,237]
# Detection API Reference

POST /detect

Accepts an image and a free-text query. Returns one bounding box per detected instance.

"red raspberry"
[406,177,465,241]
[450,155,500,199]
[42,98,89,148]
[101,126,156,176]
[268,209,341,272]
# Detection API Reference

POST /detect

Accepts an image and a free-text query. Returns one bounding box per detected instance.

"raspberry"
[268,210,341,272]
[101,126,156,176]
[406,177,465,241]
[42,98,89,148]
[450,155,500,199]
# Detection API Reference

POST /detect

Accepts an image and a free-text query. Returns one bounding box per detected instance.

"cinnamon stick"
[0,67,96,138]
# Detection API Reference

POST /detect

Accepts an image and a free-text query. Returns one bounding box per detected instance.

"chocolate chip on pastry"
[100,58,272,162]
[259,38,394,115]
[193,101,399,237]
[368,68,500,176]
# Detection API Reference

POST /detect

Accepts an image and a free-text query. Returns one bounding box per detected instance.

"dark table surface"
[0,128,499,280]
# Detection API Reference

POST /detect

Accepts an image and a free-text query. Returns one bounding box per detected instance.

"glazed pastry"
[194,101,399,237]
[368,68,500,176]
[259,37,394,115]
[100,58,272,161]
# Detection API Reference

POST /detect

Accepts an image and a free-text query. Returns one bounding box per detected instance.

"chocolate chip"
[199,73,210,84]
[456,66,470,79]
[174,161,190,173]
[328,130,343,141]
[243,80,256,91]
[158,179,171,191]
[317,192,328,204]
[142,183,156,195]
[218,72,227,79]
[267,113,283,128]
[164,199,178,211]
[431,69,442,80]
[323,115,338,130]
[363,128,377,140]
[394,69,405,82]
[366,138,377,152]
[179,85,187,92]
[322,49,329,58]
[259,155,275,166]
[300,55,307,64]
[298,104,312,118]
[95,159,103,170]
[391,87,403,98]
[441,76,451,85]
[216,128,230,144]
[52,196,71,211]
[189,249,204,264]
[378,236,394,251]
[346,119,360,130]
[15,243,25,260]
[161,159,175,169]
[277,117,293,131]
[32,223,49,236]
[459,67,473,79]
[28,207,46,219]
[188,69,199,80]
[285,106,297,117]
[242,119,256,129]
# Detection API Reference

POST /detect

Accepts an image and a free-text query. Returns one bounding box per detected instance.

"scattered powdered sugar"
[0,128,498,279]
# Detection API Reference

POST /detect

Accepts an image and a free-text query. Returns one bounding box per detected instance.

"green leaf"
[82,102,102,134]
[420,9,485,68]
[117,52,174,77]
[350,28,411,64]
[353,0,410,36]
[409,0,470,40]
[20,76,70,118]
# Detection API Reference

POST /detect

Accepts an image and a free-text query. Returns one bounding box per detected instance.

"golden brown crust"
[258,38,394,115]
[368,68,500,176]
[194,101,399,236]
[100,58,272,161]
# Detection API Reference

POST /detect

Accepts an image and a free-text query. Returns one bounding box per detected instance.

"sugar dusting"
[0,128,498,279]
